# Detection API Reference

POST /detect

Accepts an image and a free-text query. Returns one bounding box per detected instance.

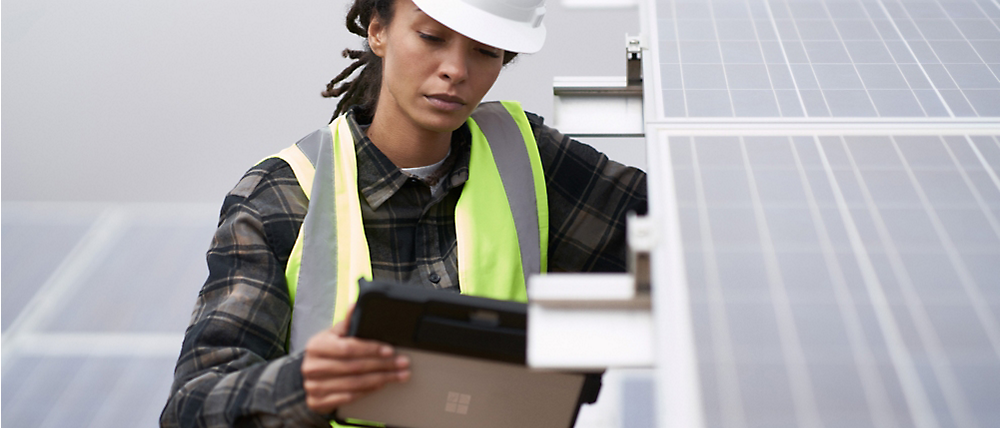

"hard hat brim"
[412,0,547,54]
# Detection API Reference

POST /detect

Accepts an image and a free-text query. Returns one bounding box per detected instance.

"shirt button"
[429,272,441,284]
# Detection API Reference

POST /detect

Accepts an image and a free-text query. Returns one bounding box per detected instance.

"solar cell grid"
[653,0,1000,118]
[655,129,1000,427]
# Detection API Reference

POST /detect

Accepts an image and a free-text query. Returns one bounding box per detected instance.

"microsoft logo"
[445,392,472,415]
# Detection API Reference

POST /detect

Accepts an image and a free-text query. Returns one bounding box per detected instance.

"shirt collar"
[346,107,472,210]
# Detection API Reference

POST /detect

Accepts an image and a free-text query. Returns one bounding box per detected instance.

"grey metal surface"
[652,0,1000,118]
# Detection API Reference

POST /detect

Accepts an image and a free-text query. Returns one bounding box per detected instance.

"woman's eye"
[419,33,443,42]
[479,48,500,59]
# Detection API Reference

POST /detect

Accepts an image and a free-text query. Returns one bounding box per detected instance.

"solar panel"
[649,0,1000,118]
[642,1,1000,427]
[1,203,215,428]
[650,130,1000,427]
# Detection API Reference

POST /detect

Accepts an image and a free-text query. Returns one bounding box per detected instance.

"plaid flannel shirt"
[161,108,647,427]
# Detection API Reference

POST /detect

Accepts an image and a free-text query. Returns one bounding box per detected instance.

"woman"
[161,0,646,426]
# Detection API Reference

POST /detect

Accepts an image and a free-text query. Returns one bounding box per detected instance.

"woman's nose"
[438,46,469,83]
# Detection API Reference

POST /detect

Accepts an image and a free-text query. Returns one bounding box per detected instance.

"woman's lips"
[426,94,466,111]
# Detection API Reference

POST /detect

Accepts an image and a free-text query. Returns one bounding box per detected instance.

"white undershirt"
[399,151,448,180]
[400,147,451,197]
[362,123,451,197]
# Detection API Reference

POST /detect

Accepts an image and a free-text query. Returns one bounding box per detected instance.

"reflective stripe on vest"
[268,101,548,353]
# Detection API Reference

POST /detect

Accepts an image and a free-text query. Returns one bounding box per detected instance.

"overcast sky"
[2,0,639,203]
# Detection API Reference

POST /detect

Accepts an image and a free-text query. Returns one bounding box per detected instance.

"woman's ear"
[368,16,387,57]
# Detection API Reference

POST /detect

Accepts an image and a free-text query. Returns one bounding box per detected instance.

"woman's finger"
[305,330,393,359]
[302,354,410,379]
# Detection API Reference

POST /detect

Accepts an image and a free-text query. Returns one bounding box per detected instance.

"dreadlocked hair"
[322,0,520,122]
[321,0,394,121]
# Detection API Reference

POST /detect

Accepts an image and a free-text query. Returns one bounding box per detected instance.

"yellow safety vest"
[267,101,548,353]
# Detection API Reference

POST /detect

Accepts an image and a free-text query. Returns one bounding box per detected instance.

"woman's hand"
[300,308,411,415]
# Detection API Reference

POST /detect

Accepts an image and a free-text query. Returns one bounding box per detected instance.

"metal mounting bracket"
[627,212,656,295]
[550,34,646,137]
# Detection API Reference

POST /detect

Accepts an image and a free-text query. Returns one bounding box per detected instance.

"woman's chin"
[416,110,470,134]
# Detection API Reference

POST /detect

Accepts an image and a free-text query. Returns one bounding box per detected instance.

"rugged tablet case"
[348,280,528,363]
[334,279,603,428]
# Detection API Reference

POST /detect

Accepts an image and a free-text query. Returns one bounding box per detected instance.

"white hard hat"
[412,0,547,54]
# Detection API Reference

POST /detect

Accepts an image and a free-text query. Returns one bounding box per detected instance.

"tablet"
[334,280,601,428]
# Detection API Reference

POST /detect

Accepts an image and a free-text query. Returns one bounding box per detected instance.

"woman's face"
[368,0,505,134]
